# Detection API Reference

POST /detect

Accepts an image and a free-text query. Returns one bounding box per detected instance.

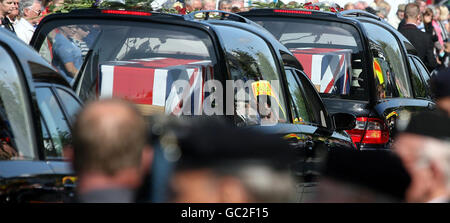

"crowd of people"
[342,0,450,72]
[0,0,65,42]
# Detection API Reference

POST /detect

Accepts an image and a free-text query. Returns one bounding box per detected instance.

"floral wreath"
[54,1,343,15]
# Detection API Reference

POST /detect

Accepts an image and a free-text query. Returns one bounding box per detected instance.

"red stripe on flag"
[137,58,201,68]
[112,66,155,104]
[293,53,312,79]
[290,48,345,54]
[189,69,197,86]
[324,77,335,93]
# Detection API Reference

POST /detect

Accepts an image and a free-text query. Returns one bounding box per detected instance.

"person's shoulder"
[14,18,31,30]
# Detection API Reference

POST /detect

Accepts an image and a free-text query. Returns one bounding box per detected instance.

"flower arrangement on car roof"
[54,0,153,13]
[56,0,343,15]
[251,1,343,12]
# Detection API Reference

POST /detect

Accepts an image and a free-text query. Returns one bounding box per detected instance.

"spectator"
[431,68,450,116]
[0,0,16,33]
[393,111,450,203]
[203,0,216,10]
[231,5,239,13]
[219,0,232,12]
[231,0,242,11]
[416,0,427,14]
[399,3,438,72]
[389,4,405,29]
[343,3,355,11]
[354,1,368,10]
[370,0,390,20]
[14,0,42,44]
[313,150,411,202]
[69,25,90,60]
[438,42,450,68]
[185,0,202,11]
[51,25,84,81]
[420,7,444,58]
[68,99,153,203]
[6,0,18,25]
[430,6,447,47]
[168,118,297,203]
[438,5,449,42]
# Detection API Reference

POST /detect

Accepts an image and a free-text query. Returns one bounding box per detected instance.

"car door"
[287,68,354,149]
[34,83,82,200]
[282,67,355,202]
[0,45,70,203]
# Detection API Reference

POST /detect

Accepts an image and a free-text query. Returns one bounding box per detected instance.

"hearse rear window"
[247,17,368,100]
[35,20,218,116]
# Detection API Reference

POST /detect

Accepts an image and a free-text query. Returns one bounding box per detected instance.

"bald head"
[72,99,148,176]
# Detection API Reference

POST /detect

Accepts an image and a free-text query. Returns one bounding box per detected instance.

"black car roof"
[239,8,417,55]
[34,9,304,69]
[0,28,69,87]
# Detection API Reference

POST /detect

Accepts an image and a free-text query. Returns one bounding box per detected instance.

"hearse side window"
[412,57,432,95]
[408,57,428,99]
[295,70,330,128]
[40,116,56,158]
[0,46,35,160]
[55,88,82,125]
[285,69,312,124]
[215,25,288,126]
[361,22,412,98]
[36,87,71,159]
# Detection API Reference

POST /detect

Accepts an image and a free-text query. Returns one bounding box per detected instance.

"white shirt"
[13,18,35,44]
[388,16,401,30]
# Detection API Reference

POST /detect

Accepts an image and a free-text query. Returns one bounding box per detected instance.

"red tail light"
[273,9,312,15]
[345,117,389,146]
[101,10,152,16]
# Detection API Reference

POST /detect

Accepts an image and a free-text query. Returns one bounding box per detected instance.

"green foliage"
[56,0,154,13]
[53,0,97,13]
[251,1,300,9]
[100,0,153,11]
[250,1,341,12]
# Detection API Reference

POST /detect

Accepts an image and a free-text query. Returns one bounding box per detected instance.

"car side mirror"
[332,113,356,131]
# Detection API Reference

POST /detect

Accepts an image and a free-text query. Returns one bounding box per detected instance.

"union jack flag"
[290,48,352,95]
[98,57,213,116]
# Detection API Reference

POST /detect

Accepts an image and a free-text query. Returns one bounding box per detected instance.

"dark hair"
[423,7,433,16]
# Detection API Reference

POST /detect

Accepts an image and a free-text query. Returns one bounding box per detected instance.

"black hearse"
[240,8,435,150]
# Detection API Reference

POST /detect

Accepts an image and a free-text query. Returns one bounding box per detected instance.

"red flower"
[174,6,186,14]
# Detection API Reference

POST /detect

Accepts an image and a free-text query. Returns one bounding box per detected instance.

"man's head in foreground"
[69,98,152,203]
